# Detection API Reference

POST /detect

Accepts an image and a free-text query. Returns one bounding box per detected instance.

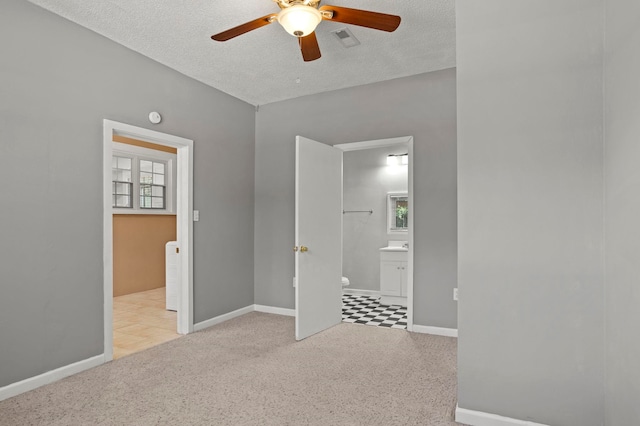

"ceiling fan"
[211,0,401,62]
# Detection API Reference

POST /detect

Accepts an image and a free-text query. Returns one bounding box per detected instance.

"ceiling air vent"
[331,28,360,48]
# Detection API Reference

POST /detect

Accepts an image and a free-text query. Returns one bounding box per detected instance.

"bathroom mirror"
[387,192,408,233]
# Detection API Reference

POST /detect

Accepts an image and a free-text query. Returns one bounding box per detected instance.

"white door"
[295,136,343,340]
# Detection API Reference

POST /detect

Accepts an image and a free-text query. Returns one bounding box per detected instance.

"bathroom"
[341,145,409,330]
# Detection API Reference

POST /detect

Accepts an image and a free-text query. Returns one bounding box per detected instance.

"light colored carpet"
[0,313,462,425]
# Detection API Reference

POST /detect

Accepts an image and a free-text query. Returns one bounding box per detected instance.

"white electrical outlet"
[453,288,458,301]
[193,210,199,221]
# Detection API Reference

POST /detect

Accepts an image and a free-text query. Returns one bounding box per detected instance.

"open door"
[295,136,343,340]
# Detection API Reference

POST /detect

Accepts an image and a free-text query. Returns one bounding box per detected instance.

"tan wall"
[113,214,177,297]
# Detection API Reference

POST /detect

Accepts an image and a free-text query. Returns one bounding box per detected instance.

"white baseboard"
[1,303,296,402]
[342,288,381,297]
[0,354,104,402]
[455,405,549,426]
[254,304,295,317]
[412,324,458,337]
[193,305,254,332]
[2,303,272,402]
[193,305,295,331]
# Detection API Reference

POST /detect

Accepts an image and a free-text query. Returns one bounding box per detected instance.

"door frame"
[103,119,194,361]
[334,136,415,331]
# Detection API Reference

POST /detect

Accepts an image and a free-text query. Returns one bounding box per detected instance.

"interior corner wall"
[604,0,640,424]
[254,69,458,329]
[456,1,605,425]
[0,0,255,388]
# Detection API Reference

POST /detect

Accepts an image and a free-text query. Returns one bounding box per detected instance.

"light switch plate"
[193,210,199,221]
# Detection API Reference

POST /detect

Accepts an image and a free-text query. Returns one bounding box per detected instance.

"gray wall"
[255,69,457,328]
[0,0,255,388]
[604,0,640,424]
[456,1,605,424]
[343,146,408,292]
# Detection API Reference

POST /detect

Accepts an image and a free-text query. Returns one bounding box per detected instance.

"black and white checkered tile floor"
[341,294,407,330]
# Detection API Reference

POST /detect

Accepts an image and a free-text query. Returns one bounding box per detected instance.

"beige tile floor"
[113,287,180,359]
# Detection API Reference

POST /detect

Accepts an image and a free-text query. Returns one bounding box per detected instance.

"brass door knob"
[300,246,308,253]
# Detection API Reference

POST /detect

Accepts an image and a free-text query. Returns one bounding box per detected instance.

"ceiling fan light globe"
[277,5,322,37]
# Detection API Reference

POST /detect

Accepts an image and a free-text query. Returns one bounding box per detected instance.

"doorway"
[103,120,194,361]
[339,143,411,331]
[335,136,414,332]
[295,136,414,340]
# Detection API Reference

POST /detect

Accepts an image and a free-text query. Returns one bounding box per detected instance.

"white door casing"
[295,136,343,340]
[335,136,414,331]
[103,120,194,361]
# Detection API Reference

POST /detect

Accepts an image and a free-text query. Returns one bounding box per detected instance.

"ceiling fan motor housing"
[277,4,323,37]
[275,0,322,8]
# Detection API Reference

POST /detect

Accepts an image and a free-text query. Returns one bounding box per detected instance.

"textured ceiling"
[27,0,456,106]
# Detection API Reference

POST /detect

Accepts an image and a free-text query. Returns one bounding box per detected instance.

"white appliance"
[165,241,178,311]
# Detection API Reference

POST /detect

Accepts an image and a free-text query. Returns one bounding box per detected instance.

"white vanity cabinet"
[379,250,408,307]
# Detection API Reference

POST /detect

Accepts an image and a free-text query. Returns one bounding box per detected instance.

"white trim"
[0,303,286,400]
[193,304,297,332]
[193,305,255,332]
[455,405,549,426]
[335,136,415,332]
[103,125,114,361]
[294,138,301,339]
[175,137,194,335]
[406,140,414,332]
[342,289,381,297]
[103,120,194,363]
[0,355,104,402]
[334,136,412,152]
[254,304,296,316]
[412,324,458,337]
[111,210,177,216]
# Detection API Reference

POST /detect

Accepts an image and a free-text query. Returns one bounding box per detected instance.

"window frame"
[112,155,134,209]
[387,192,409,234]
[138,158,168,210]
[112,142,177,215]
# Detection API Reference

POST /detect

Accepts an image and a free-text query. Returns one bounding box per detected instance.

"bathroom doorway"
[294,136,414,340]
[336,137,414,332]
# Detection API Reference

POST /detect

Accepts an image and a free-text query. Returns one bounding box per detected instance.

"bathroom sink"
[379,241,408,252]
[379,246,408,252]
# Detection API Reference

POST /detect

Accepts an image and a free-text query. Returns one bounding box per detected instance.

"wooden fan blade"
[211,14,277,41]
[299,32,321,62]
[319,5,401,32]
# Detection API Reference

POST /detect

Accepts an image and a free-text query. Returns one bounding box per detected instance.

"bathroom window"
[388,192,408,233]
